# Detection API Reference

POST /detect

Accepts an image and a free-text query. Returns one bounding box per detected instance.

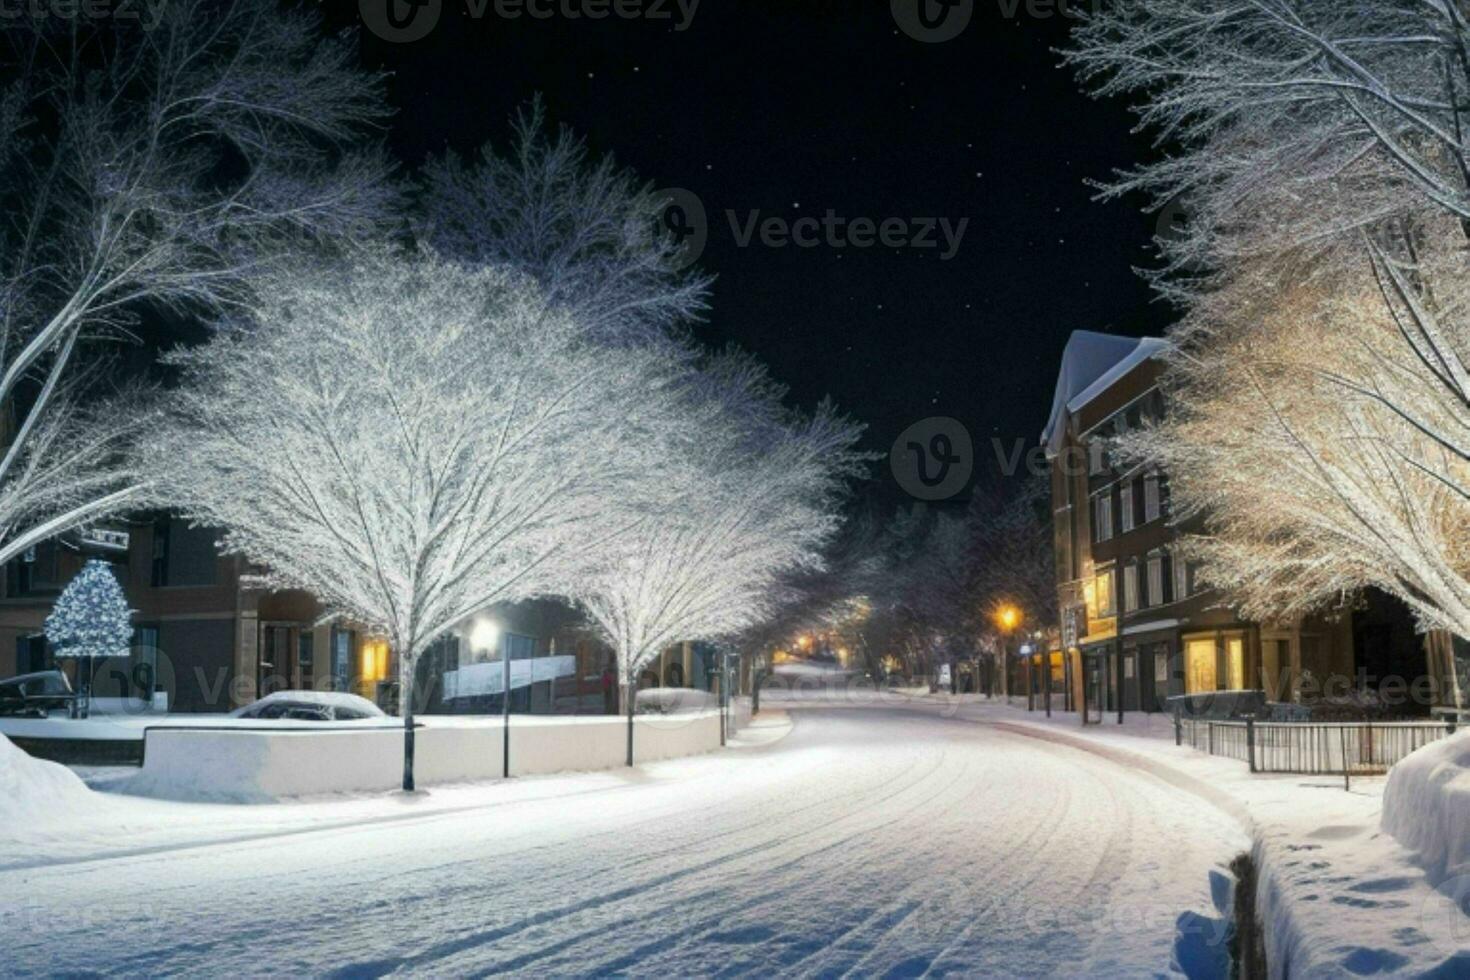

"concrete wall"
[131,710,725,802]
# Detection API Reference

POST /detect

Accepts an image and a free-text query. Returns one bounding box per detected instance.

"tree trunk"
[400,646,416,793]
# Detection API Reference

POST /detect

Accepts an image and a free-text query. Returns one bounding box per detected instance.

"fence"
[1178,716,1457,789]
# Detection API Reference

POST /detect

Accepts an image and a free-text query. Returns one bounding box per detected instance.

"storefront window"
[1226,635,1245,690]
[1184,637,1216,693]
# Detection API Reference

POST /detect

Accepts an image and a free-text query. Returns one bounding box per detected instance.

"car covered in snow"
[0,670,77,717]
[228,690,386,722]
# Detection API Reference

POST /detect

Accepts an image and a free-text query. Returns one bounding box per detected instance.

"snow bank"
[635,687,715,713]
[0,733,96,825]
[229,690,384,718]
[1382,728,1470,882]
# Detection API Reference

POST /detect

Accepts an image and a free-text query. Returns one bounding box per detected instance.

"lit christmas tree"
[45,559,134,713]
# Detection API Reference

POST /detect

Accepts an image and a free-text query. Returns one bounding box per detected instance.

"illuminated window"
[1225,635,1245,690]
[1092,569,1114,618]
[1184,637,1217,693]
[360,639,390,684]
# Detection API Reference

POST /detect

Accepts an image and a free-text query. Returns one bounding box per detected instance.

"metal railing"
[1178,716,1456,789]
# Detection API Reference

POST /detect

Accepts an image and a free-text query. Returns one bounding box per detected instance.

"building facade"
[1043,331,1380,719]
[0,513,720,716]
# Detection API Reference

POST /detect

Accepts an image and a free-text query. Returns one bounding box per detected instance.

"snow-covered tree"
[44,559,134,710]
[0,1,394,567]
[152,248,674,790]
[1120,222,1470,644]
[417,98,712,344]
[1069,0,1470,686]
[1067,0,1470,279]
[572,352,866,764]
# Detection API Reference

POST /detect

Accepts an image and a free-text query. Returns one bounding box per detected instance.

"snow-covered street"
[4,695,1247,978]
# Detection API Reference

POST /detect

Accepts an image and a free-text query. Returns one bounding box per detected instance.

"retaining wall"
[132,709,728,801]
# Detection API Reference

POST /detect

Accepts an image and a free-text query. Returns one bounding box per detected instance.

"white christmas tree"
[44,560,135,711]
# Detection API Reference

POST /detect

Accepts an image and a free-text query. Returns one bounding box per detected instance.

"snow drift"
[1382,729,1470,882]
[0,733,96,826]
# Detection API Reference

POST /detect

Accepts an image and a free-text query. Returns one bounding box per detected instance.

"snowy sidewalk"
[906,694,1470,978]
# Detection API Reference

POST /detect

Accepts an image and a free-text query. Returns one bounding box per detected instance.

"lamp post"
[1020,641,1034,711]
[994,605,1021,702]
[470,619,505,778]
[1040,631,1053,718]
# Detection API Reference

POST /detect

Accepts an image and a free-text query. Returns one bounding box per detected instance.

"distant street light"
[994,605,1022,699]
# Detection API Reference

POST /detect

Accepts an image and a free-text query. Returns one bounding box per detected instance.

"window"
[1093,493,1113,542]
[1120,481,1135,532]
[1123,563,1139,613]
[150,519,170,586]
[1147,555,1164,608]
[1154,651,1170,684]
[330,627,354,692]
[1184,637,1217,693]
[1091,569,1115,618]
[360,638,390,685]
[1173,547,1190,600]
[1226,635,1246,690]
[1144,474,1161,523]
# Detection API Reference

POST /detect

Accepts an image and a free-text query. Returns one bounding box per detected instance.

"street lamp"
[994,605,1022,700]
[470,618,507,778]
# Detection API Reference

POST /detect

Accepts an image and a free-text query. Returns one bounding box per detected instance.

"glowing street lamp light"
[994,605,1023,700]
[470,618,500,656]
[995,605,1021,632]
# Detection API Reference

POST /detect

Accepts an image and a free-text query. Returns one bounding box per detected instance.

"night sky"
[330,0,1176,505]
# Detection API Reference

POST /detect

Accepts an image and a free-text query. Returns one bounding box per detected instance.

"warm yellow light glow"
[360,639,390,683]
[797,635,811,650]
[995,605,1021,632]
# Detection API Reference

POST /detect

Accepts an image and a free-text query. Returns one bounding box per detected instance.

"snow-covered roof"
[1041,331,1171,458]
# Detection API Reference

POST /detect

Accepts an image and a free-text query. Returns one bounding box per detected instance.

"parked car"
[0,670,77,717]
[228,690,386,722]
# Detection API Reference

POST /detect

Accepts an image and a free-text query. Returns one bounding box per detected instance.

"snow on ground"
[893,693,1470,978]
[0,735,95,829]
[2,687,1245,978]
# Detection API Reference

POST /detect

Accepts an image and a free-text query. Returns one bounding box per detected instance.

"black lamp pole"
[501,643,511,779]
